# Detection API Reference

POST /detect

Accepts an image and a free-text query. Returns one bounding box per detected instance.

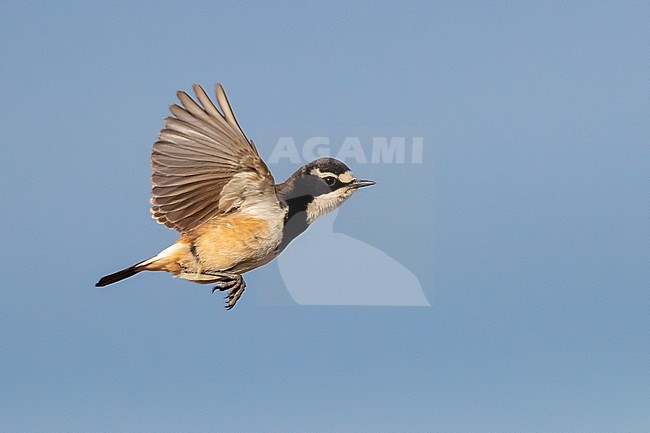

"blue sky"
[1,1,649,432]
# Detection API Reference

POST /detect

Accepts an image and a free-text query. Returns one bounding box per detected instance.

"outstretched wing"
[150,83,277,232]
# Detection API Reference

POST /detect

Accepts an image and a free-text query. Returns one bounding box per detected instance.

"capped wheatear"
[96,84,375,309]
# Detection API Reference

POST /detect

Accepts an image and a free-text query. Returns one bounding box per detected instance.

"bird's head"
[285,157,375,223]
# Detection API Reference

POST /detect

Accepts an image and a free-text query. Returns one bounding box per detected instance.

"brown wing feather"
[150,84,276,232]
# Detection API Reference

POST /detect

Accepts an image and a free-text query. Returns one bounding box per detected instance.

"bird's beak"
[350,179,376,189]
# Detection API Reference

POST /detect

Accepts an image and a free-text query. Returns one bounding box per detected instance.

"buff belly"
[166,213,283,283]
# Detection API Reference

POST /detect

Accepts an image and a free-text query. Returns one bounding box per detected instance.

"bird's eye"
[324,176,337,186]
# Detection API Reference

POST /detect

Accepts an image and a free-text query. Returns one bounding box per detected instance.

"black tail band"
[95,264,140,287]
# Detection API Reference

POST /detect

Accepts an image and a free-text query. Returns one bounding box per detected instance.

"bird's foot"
[205,271,246,310]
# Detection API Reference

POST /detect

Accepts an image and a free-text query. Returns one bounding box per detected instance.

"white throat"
[305,188,353,223]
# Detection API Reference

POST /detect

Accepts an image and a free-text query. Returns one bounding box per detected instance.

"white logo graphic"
[278,209,430,306]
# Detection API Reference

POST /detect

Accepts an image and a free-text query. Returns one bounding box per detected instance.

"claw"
[204,271,246,310]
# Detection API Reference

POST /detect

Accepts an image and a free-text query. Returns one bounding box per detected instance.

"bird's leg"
[203,271,246,310]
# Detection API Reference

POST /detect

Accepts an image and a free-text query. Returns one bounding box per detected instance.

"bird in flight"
[96,83,375,309]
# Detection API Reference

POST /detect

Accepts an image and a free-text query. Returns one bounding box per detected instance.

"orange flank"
[177,214,275,274]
